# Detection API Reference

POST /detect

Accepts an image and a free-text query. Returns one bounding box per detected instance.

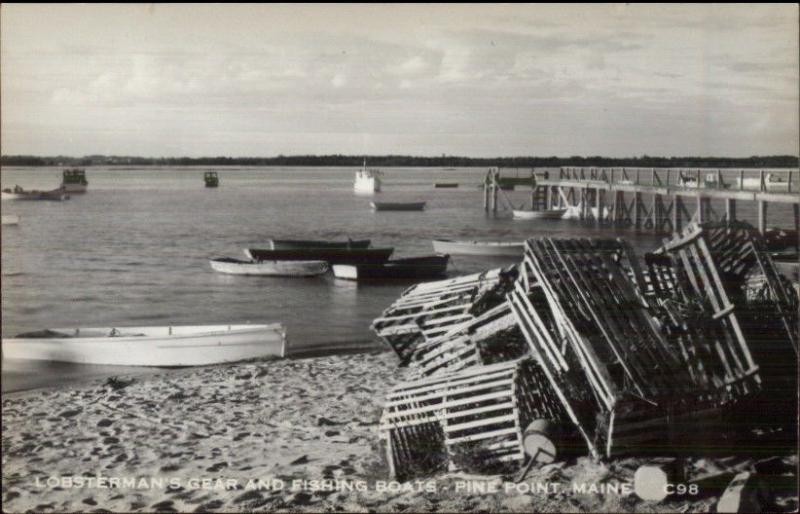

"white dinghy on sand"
[1,324,287,366]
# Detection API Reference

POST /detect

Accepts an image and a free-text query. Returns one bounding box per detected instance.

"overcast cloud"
[1,4,797,157]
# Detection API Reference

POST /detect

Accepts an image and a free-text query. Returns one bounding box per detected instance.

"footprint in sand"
[206,461,228,473]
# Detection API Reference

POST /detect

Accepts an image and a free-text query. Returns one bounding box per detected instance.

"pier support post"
[726,199,736,222]
[673,196,683,232]
[758,201,767,233]
[634,193,642,228]
[651,194,660,234]
[595,188,604,224]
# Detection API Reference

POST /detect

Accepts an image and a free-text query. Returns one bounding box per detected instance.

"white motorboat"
[432,239,524,257]
[354,160,382,193]
[1,215,20,226]
[210,257,329,276]
[1,324,287,366]
[512,208,567,220]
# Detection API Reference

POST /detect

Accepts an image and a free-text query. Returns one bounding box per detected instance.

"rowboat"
[512,208,567,220]
[245,247,394,265]
[370,201,426,211]
[433,182,459,188]
[61,169,88,193]
[1,324,287,366]
[332,255,450,281]
[269,239,371,250]
[432,239,524,257]
[1,215,20,226]
[2,187,69,201]
[210,257,328,276]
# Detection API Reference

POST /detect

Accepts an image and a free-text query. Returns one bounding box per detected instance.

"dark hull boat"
[332,255,449,281]
[371,201,426,211]
[269,239,371,250]
[245,247,393,265]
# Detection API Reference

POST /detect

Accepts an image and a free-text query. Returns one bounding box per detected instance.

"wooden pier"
[484,167,799,235]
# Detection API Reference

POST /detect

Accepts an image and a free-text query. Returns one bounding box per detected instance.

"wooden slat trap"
[379,358,565,480]
[655,221,798,395]
[373,225,798,479]
[371,266,518,364]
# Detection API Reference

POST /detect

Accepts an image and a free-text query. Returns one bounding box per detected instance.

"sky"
[1,4,798,158]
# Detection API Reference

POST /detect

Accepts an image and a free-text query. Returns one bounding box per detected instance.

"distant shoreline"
[2,155,799,168]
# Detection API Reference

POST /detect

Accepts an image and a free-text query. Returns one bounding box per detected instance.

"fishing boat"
[332,255,449,281]
[432,239,524,257]
[434,182,459,188]
[512,208,567,220]
[354,160,382,193]
[245,247,394,265]
[204,171,219,188]
[370,201,426,211]
[1,186,69,201]
[268,239,371,250]
[210,257,328,276]
[1,324,287,366]
[1,215,20,226]
[61,168,88,193]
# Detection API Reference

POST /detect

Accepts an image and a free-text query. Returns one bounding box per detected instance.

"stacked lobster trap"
[373,222,799,479]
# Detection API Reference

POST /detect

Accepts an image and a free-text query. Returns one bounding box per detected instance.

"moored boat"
[269,239,371,250]
[332,255,449,281]
[432,239,524,257]
[354,160,382,193]
[210,257,328,276]
[245,247,394,265]
[61,168,88,193]
[512,208,567,220]
[1,186,69,201]
[204,171,219,188]
[434,182,459,188]
[370,201,426,211]
[1,215,20,226]
[1,324,287,366]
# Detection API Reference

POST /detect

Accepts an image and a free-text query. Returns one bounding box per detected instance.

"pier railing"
[484,166,799,235]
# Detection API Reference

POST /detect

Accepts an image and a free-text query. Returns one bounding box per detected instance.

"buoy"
[522,419,557,464]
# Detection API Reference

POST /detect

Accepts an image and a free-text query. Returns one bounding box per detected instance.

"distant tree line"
[1,154,798,168]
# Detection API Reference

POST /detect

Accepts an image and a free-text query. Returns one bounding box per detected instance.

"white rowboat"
[211,257,329,276]
[1,324,287,366]
[432,239,525,257]
[512,209,567,220]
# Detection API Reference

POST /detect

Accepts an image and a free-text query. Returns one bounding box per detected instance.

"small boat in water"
[370,201,426,211]
[210,257,329,276]
[432,239,524,257]
[512,208,567,220]
[61,168,88,193]
[245,247,394,265]
[1,186,69,201]
[1,215,20,226]
[332,255,449,281]
[1,324,287,366]
[269,239,371,250]
[204,171,219,188]
[354,160,382,193]
[434,182,459,188]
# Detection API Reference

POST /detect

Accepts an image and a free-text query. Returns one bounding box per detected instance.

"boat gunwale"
[7,324,285,342]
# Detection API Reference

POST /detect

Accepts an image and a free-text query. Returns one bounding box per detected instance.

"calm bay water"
[1,166,795,391]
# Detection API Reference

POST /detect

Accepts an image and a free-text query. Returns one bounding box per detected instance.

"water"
[1,166,795,391]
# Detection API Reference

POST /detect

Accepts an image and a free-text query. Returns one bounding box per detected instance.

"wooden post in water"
[634,192,642,228]
[758,200,767,233]
[595,187,604,224]
[673,196,683,232]
[726,198,737,222]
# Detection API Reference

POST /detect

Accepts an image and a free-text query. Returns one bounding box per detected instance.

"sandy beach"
[2,349,797,513]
